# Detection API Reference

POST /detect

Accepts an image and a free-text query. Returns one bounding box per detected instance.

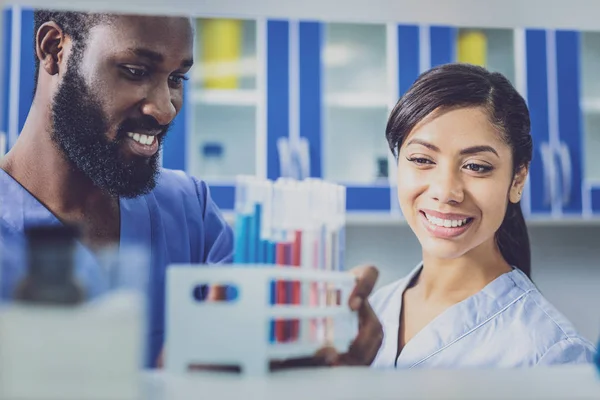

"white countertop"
[139,365,600,400]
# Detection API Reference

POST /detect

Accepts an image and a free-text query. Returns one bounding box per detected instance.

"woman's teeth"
[424,213,469,228]
[127,132,155,145]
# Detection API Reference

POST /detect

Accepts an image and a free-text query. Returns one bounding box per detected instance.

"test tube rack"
[164,264,358,376]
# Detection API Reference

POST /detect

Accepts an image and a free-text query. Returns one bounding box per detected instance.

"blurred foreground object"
[0,226,148,400]
[14,225,85,305]
[164,265,358,375]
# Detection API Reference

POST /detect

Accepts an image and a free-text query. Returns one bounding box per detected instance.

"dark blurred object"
[14,224,85,305]
[595,338,599,373]
[376,157,388,179]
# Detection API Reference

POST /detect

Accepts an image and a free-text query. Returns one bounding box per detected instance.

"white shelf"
[191,89,259,107]
[140,364,598,399]
[325,93,389,108]
[223,211,600,227]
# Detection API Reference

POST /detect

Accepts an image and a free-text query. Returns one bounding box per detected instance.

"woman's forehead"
[403,107,508,151]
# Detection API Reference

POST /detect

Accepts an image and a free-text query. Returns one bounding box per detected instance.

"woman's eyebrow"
[459,145,499,158]
[406,139,499,158]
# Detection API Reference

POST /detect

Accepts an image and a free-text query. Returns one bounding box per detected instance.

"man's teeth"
[127,132,155,145]
[424,213,469,228]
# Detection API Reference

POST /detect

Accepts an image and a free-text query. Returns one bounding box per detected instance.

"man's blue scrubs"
[0,168,234,366]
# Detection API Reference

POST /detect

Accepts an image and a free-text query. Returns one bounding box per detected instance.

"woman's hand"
[270,264,384,369]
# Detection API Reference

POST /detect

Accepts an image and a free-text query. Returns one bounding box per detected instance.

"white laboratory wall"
[344,224,600,344]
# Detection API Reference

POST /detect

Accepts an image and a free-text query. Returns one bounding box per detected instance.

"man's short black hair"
[33,10,112,95]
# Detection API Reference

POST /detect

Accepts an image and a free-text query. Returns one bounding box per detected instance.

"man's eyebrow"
[129,47,163,63]
[127,47,193,68]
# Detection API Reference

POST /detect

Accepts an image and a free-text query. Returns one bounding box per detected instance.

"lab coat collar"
[387,262,525,369]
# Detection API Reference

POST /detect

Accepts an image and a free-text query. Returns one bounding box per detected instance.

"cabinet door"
[163,18,267,210]
[429,26,456,68]
[1,7,35,152]
[299,21,393,211]
[165,18,290,211]
[555,30,583,215]
[579,31,600,215]
[526,29,554,215]
[523,29,583,217]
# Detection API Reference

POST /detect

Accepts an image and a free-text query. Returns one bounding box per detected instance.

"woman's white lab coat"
[370,264,597,369]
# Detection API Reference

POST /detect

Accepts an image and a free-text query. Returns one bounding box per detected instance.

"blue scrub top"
[370,263,597,369]
[0,168,234,367]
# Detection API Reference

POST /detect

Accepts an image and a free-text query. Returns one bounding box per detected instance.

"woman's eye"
[464,163,493,173]
[407,157,434,165]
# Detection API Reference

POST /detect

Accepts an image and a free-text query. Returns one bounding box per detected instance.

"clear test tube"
[336,184,347,272]
[299,178,321,343]
[323,182,338,344]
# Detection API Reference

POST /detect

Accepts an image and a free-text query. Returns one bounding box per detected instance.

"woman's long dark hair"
[386,63,533,278]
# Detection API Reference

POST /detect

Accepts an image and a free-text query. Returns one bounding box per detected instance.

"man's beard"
[50,53,170,198]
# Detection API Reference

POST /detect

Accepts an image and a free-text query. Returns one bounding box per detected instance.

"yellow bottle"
[457,30,487,67]
[200,19,243,89]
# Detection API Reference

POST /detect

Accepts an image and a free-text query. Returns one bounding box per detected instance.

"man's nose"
[140,83,177,126]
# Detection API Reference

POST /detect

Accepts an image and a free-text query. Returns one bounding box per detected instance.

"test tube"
[233,175,252,264]
[299,178,328,344]
[336,185,347,272]
[234,176,273,266]
[271,179,291,342]
[257,180,274,265]
[289,181,311,341]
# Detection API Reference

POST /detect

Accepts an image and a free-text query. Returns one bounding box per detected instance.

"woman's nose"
[428,168,464,204]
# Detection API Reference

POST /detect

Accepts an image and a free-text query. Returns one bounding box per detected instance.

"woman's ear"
[36,22,67,76]
[509,164,529,204]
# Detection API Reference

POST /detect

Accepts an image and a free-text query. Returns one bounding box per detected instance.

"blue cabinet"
[578,31,600,215]
[165,19,292,211]
[1,7,597,220]
[1,7,35,154]
[525,29,584,217]
[294,23,457,212]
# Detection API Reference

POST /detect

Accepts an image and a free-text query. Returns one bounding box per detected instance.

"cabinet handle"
[277,137,292,178]
[0,132,5,158]
[297,137,311,180]
[558,141,572,206]
[540,142,556,207]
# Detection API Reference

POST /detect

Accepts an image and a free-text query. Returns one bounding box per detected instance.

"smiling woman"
[369,63,596,369]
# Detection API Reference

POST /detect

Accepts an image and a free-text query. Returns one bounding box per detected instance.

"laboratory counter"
[139,364,600,400]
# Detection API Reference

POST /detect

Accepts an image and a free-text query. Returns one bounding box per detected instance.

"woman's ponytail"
[496,201,531,278]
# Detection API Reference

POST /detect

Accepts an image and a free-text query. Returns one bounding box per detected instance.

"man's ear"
[36,21,68,76]
[509,163,529,204]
